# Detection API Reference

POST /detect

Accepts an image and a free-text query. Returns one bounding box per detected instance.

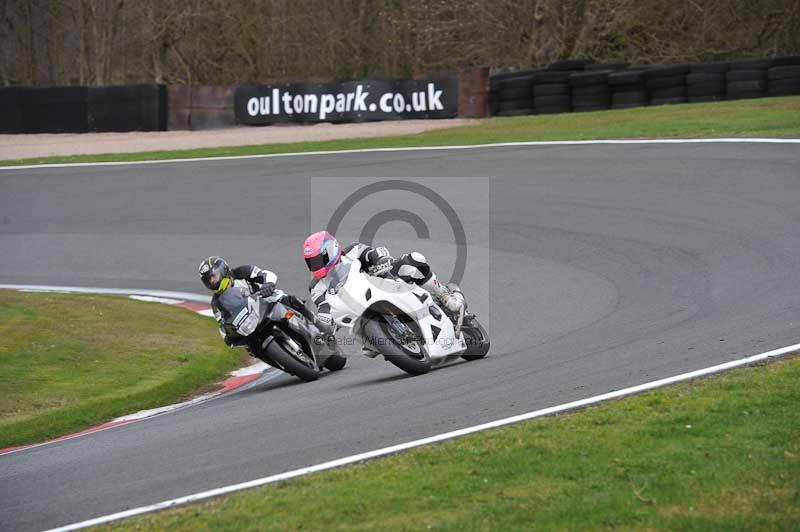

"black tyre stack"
[491,70,538,117]
[569,70,612,112]
[767,56,800,97]
[531,70,572,115]
[646,64,690,105]
[585,62,628,72]
[686,62,728,103]
[726,59,771,100]
[609,69,648,109]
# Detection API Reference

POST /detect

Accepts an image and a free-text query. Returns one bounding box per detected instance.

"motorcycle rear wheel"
[363,318,431,376]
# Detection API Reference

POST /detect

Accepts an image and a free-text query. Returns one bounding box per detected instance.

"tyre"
[532,83,570,96]
[687,82,725,97]
[548,59,593,71]
[263,336,320,382]
[650,97,687,105]
[535,105,571,115]
[650,86,686,99]
[572,94,610,107]
[726,70,766,82]
[690,62,730,74]
[586,61,628,71]
[688,95,725,103]
[646,75,686,90]
[363,318,431,376]
[767,65,800,81]
[767,78,800,95]
[496,108,534,117]
[686,73,725,85]
[499,87,531,100]
[612,90,648,105]
[532,70,573,84]
[646,64,690,78]
[460,316,490,360]
[608,70,646,85]
[569,70,611,87]
[323,354,347,371]
[612,102,648,109]
[571,84,610,97]
[725,91,765,100]
[573,104,610,112]
[610,81,647,92]
[771,56,800,67]
[729,58,772,70]
[727,80,766,93]
[534,95,570,107]
[498,98,532,111]
[501,76,535,89]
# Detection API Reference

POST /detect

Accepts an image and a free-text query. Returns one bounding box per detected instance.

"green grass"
[109,356,800,531]
[0,290,240,448]
[2,96,799,168]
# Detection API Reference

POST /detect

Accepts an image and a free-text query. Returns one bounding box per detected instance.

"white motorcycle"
[324,259,490,375]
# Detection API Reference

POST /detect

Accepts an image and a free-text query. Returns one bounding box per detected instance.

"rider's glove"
[258,282,276,297]
[369,258,393,277]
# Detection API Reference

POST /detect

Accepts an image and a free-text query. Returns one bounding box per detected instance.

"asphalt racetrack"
[1,142,799,531]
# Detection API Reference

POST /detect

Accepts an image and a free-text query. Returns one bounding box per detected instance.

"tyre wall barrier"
[0,87,89,133]
[0,85,166,133]
[87,85,166,132]
[2,69,488,133]
[489,55,800,117]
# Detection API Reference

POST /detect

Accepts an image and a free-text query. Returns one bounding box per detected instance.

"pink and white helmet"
[303,230,342,279]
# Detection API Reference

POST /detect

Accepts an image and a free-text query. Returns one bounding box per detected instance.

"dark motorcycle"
[217,287,346,382]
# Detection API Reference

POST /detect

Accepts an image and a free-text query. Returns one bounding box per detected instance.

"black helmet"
[198,256,231,292]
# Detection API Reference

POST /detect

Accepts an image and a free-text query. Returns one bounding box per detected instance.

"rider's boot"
[420,273,465,314]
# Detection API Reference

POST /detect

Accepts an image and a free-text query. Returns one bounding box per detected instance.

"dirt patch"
[0,119,480,160]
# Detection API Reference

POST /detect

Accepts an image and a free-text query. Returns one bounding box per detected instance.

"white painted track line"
[2,138,799,170]
[47,342,799,532]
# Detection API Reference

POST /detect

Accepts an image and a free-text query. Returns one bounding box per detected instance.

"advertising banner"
[235,78,458,125]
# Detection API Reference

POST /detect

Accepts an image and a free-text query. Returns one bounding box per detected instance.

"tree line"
[2,0,798,87]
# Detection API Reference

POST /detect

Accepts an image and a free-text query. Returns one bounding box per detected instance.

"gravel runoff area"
[0,119,480,160]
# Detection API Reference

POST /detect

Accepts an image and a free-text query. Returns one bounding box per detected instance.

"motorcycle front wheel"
[363,318,431,376]
[460,315,490,360]
[263,335,321,382]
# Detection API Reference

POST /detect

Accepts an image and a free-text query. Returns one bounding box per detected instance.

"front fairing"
[326,260,467,360]
[216,285,270,337]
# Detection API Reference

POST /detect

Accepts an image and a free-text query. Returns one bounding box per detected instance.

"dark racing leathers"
[212,265,324,346]
[308,243,461,327]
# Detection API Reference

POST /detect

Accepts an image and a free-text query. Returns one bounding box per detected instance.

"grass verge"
[109,356,800,531]
[2,96,799,168]
[0,290,239,449]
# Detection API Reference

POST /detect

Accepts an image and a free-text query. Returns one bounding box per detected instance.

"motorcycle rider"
[302,231,465,329]
[198,256,334,347]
